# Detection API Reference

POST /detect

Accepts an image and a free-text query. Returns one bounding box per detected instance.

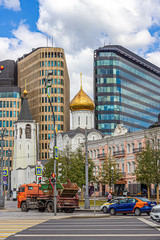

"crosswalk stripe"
[0,219,46,238]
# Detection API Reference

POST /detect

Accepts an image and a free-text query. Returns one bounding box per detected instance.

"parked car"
[109,197,156,216]
[101,197,124,213]
[150,204,160,223]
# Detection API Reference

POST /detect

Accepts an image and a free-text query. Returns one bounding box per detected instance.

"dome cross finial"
[80,72,82,90]
[23,79,28,97]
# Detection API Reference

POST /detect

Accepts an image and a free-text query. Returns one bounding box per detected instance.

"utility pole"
[0,128,8,208]
[7,149,11,201]
[84,127,90,209]
[45,71,57,216]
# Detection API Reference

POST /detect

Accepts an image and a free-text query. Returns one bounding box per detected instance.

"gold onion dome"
[70,87,95,112]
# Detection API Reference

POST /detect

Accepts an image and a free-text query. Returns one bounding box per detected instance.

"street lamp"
[0,128,8,208]
[45,71,57,216]
[7,149,11,201]
[84,127,90,209]
[111,166,114,193]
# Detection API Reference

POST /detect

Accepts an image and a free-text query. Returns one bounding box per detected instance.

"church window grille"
[25,124,31,139]
[86,116,88,125]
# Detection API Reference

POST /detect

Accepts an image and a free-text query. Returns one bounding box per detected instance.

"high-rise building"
[94,45,160,135]
[0,60,21,168]
[17,47,70,161]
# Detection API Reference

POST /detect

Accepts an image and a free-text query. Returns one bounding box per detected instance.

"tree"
[135,142,154,199]
[43,145,95,200]
[100,157,122,192]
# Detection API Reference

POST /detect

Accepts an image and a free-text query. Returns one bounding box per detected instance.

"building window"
[78,116,80,125]
[127,162,131,174]
[127,144,130,153]
[20,128,22,139]
[122,163,124,173]
[25,124,31,139]
[86,116,88,125]
[138,142,142,149]
[132,162,135,173]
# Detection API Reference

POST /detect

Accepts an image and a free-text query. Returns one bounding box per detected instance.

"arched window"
[20,128,22,139]
[25,124,31,139]
[78,116,80,125]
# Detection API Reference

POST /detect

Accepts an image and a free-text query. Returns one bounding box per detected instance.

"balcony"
[113,150,125,157]
[97,153,107,159]
[133,148,144,154]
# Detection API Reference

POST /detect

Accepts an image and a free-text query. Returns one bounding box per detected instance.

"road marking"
[0,219,47,239]
[28,228,153,231]
[138,218,160,231]
[15,234,160,237]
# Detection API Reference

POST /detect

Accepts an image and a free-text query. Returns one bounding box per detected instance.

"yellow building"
[17,47,70,161]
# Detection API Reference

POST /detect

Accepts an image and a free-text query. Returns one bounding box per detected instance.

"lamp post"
[45,71,57,216]
[7,149,11,201]
[84,127,90,209]
[0,128,8,208]
[111,166,114,193]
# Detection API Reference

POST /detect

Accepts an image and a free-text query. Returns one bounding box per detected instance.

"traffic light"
[51,173,55,183]
[38,176,42,184]
[58,163,62,178]
[45,70,53,87]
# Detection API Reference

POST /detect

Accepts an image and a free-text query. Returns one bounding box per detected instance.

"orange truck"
[17,180,79,213]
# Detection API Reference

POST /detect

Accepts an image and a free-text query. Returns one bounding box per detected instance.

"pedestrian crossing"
[0,219,46,239]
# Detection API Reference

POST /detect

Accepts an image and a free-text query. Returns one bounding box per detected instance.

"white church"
[11,89,38,190]
[49,75,104,155]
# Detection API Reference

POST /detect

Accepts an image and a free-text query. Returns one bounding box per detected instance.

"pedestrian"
[108,192,112,202]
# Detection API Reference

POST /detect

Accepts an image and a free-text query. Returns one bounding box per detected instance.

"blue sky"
[1,0,160,99]
[0,0,39,37]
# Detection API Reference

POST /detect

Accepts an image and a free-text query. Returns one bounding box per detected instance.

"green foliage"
[135,142,154,186]
[43,145,95,188]
[100,157,122,187]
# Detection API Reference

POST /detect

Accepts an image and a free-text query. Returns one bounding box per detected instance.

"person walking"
[108,192,112,202]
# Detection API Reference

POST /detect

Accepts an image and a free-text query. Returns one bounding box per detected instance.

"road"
[3,215,160,240]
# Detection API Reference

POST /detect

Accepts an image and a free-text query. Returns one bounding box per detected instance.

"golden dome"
[70,87,95,112]
[23,89,28,96]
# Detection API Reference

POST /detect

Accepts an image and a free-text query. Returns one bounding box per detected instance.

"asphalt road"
[5,216,160,240]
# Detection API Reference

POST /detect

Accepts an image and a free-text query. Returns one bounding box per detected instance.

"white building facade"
[11,91,38,190]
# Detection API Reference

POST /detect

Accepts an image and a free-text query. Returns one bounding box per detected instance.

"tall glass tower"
[94,45,160,135]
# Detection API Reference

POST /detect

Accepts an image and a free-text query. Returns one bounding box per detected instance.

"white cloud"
[1,0,21,11]
[146,51,160,68]
[0,24,48,60]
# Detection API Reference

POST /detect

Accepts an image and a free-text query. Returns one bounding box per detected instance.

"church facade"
[11,90,38,190]
[49,77,104,155]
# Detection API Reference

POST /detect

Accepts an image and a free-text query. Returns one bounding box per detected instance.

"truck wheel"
[64,208,70,213]
[38,208,45,212]
[47,202,54,213]
[21,202,28,212]
[69,208,74,213]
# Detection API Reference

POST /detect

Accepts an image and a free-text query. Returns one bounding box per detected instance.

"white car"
[150,204,160,223]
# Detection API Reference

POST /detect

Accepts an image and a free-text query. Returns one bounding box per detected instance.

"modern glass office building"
[94,45,160,135]
[0,60,21,167]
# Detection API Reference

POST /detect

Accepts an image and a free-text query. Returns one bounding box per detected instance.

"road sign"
[55,147,58,159]
[36,167,42,176]
[3,169,8,176]
[3,176,7,181]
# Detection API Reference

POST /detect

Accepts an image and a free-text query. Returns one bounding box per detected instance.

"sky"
[1,0,160,100]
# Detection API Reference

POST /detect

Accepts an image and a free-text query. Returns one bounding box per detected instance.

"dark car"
[109,197,156,216]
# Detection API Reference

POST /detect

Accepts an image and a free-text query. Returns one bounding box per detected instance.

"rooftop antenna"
[47,35,48,47]
[52,37,53,47]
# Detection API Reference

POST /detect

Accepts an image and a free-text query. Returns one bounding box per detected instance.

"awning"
[115,180,127,184]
